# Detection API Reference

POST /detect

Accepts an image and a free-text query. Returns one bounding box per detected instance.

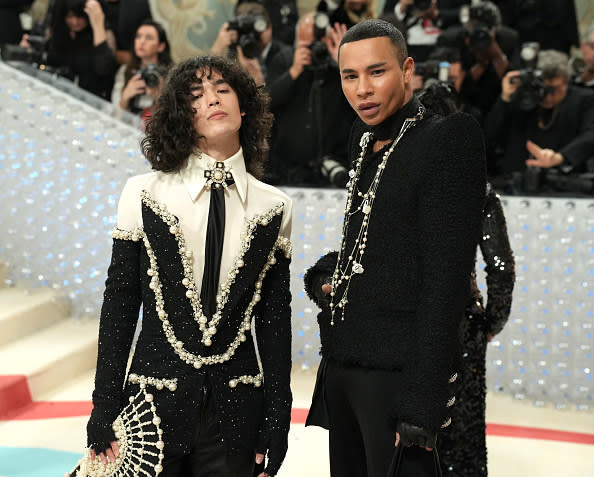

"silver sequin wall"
[0,63,592,410]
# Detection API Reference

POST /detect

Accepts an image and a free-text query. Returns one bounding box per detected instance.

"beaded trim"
[448,372,458,384]
[329,107,424,325]
[72,375,175,477]
[441,417,452,429]
[446,396,456,407]
[112,227,143,241]
[140,191,288,369]
[128,373,178,392]
[228,372,263,388]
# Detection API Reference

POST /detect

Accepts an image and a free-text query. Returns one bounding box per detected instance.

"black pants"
[160,382,255,477]
[325,359,438,477]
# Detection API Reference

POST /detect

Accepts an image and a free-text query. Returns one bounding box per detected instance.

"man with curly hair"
[84,55,293,477]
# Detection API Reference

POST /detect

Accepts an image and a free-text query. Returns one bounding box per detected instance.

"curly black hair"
[141,55,273,179]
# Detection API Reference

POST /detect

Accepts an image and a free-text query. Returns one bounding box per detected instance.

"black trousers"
[325,359,438,477]
[160,382,255,477]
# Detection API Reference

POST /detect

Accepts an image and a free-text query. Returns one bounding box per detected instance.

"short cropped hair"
[141,56,273,177]
[537,50,570,82]
[339,19,408,66]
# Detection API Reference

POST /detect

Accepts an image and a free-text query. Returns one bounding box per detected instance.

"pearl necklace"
[329,106,424,325]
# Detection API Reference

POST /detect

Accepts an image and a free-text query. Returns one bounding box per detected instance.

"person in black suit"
[304,19,486,477]
[81,55,293,477]
[485,49,594,176]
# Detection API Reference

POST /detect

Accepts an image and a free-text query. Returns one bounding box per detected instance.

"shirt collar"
[180,147,248,203]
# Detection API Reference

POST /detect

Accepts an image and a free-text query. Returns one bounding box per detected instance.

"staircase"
[0,266,98,419]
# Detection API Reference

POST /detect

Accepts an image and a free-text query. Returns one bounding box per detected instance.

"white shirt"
[116,147,292,291]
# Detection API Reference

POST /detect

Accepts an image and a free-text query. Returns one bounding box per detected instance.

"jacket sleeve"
[398,112,486,433]
[87,181,142,452]
[254,207,293,476]
[480,185,515,337]
[303,251,338,309]
[559,92,594,170]
[92,39,117,77]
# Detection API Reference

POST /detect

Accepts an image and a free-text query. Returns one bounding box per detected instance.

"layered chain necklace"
[329,106,424,325]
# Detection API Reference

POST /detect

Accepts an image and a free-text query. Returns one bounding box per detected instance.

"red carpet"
[2,399,593,446]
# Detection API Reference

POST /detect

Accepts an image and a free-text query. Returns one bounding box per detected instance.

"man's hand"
[90,441,120,465]
[395,422,435,451]
[212,23,238,55]
[289,40,312,80]
[236,46,265,87]
[525,140,564,168]
[323,23,348,64]
[501,70,521,102]
[255,452,268,477]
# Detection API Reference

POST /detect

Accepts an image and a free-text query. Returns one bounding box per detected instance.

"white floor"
[1,369,593,477]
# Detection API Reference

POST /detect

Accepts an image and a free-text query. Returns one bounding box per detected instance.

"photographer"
[318,0,377,30]
[383,0,441,61]
[437,0,519,116]
[37,0,117,99]
[211,2,292,87]
[265,11,355,186]
[111,19,172,118]
[485,49,594,180]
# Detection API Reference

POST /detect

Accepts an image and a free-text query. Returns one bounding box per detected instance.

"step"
[0,318,99,411]
[0,287,69,346]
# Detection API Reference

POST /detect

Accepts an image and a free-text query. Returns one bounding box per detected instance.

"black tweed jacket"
[87,191,292,476]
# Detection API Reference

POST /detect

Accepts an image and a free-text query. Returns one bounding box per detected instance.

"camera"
[228,14,268,59]
[510,43,555,111]
[320,155,349,188]
[137,62,163,88]
[0,34,49,65]
[414,60,450,82]
[306,11,332,74]
[413,0,433,11]
[460,2,497,52]
[130,63,165,111]
[519,167,594,195]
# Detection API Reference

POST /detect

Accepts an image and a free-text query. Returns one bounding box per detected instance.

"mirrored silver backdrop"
[0,61,592,411]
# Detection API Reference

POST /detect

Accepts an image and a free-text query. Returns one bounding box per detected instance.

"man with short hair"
[486,49,594,175]
[83,55,293,477]
[304,19,486,477]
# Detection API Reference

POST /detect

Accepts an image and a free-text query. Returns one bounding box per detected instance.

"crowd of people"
[1,0,592,193]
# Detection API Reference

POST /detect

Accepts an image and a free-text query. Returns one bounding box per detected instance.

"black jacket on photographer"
[47,26,117,100]
[266,58,356,186]
[437,24,519,116]
[485,85,594,174]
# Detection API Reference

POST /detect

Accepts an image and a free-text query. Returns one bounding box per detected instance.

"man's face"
[191,70,243,147]
[339,37,414,126]
[540,76,568,109]
[581,34,594,71]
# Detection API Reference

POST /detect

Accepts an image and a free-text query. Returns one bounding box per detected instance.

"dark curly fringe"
[141,55,273,179]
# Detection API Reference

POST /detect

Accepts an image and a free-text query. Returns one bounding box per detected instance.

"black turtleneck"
[369,96,423,141]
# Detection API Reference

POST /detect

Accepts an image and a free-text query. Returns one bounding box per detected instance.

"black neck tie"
[201,162,234,318]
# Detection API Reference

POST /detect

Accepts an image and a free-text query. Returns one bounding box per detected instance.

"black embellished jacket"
[305,97,486,435]
[87,151,292,476]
